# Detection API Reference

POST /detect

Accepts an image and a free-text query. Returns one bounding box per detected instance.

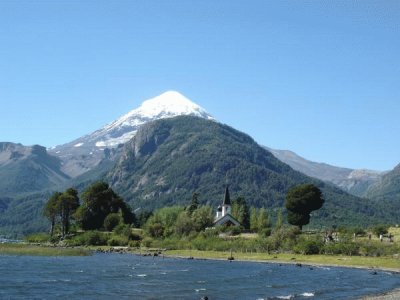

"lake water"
[0,253,399,299]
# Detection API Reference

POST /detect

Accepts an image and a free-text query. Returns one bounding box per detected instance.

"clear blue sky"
[0,1,399,171]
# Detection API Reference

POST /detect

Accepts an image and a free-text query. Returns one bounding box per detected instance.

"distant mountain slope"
[367,164,400,201]
[50,91,214,177]
[107,116,387,226]
[266,148,382,197]
[0,192,49,238]
[0,143,69,197]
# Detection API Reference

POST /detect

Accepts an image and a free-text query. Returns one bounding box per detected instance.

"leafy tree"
[76,182,135,230]
[43,189,79,238]
[191,206,214,232]
[174,212,194,236]
[137,210,153,228]
[250,207,258,232]
[104,213,122,231]
[285,184,324,230]
[275,208,283,229]
[146,217,165,238]
[258,208,270,232]
[58,188,80,237]
[43,192,62,237]
[371,224,389,237]
[231,197,250,230]
[144,206,183,238]
[186,192,199,216]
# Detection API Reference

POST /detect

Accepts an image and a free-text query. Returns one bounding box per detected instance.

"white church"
[213,186,241,227]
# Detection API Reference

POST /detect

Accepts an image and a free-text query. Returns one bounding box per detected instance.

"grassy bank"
[164,249,400,271]
[0,243,90,256]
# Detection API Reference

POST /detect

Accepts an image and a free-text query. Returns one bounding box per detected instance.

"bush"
[371,225,389,237]
[201,228,219,238]
[359,241,400,257]
[25,233,51,243]
[104,213,121,231]
[113,224,127,235]
[293,238,323,255]
[268,227,301,252]
[259,228,272,237]
[323,242,359,256]
[130,232,142,241]
[113,224,137,240]
[359,243,385,257]
[67,231,109,246]
[352,227,366,236]
[141,237,154,248]
[107,236,128,246]
[128,240,141,248]
[228,226,242,236]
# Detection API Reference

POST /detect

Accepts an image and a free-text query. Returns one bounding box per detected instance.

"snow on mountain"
[92,91,214,148]
[49,91,214,177]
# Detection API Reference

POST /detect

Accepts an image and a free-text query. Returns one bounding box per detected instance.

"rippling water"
[0,253,399,299]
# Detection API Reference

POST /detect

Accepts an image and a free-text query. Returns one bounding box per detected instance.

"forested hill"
[367,164,400,201]
[107,116,390,226]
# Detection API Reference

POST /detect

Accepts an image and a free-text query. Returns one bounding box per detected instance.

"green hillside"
[0,117,396,237]
[107,116,390,227]
[367,164,400,201]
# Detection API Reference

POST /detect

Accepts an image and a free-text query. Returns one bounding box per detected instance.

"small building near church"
[213,186,241,227]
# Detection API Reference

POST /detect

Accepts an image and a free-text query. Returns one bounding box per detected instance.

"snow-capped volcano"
[49,91,214,177]
[93,91,213,148]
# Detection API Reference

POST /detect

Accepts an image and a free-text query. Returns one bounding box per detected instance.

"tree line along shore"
[0,181,397,271]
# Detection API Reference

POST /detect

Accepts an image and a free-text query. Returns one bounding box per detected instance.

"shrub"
[128,240,140,248]
[254,237,273,253]
[130,232,142,241]
[359,243,385,257]
[371,225,389,237]
[259,228,272,237]
[25,233,51,243]
[228,226,242,236]
[113,223,127,235]
[104,213,121,231]
[323,242,359,256]
[174,212,194,236]
[268,227,300,252]
[68,231,109,246]
[141,237,154,248]
[107,236,128,246]
[293,238,323,255]
[352,227,366,236]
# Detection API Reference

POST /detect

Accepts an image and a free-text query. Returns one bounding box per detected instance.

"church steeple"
[223,186,231,205]
[221,186,232,217]
[214,186,241,227]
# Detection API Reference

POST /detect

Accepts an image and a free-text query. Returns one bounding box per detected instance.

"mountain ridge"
[0,142,69,197]
[266,147,383,197]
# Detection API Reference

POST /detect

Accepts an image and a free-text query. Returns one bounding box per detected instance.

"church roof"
[223,186,231,205]
[213,213,241,227]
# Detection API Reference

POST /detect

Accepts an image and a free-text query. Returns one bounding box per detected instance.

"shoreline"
[164,253,400,273]
[2,244,399,299]
[160,249,400,273]
[158,250,400,300]
[360,288,400,300]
